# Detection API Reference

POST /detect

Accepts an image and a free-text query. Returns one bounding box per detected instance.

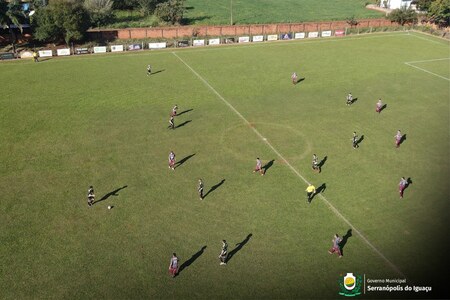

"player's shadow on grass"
[263,159,275,174]
[175,153,196,169]
[227,234,252,263]
[310,183,326,203]
[318,156,328,169]
[175,120,192,129]
[380,104,387,112]
[339,229,352,256]
[351,98,358,105]
[296,77,305,84]
[399,134,407,146]
[177,109,193,116]
[356,135,364,147]
[203,179,225,199]
[96,185,128,204]
[177,245,207,276]
[150,69,165,75]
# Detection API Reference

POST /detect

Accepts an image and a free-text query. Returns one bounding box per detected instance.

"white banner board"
[38,50,52,57]
[252,35,264,42]
[294,32,306,39]
[308,32,319,38]
[93,46,107,53]
[193,39,205,46]
[208,38,220,45]
[149,42,167,49]
[111,45,124,52]
[267,34,278,41]
[57,48,70,56]
[321,30,332,37]
[238,36,250,43]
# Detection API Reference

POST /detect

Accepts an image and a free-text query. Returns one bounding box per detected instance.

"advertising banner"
[128,44,142,51]
[335,30,345,37]
[294,32,306,39]
[308,32,319,38]
[38,50,53,57]
[93,46,107,53]
[110,45,124,52]
[252,35,264,42]
[149,42,167,49]
[75,48,89,55]
[280,33,292,40]
[238,36,250,43]
[321,30,332,37]
[57,48,70,56]
[193,39,205,46]
[267,34,278,41]
[0,52,15,60]
[208,38,220,45]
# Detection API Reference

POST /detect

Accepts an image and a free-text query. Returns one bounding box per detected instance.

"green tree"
[387,7,418,25]
[84,0,113,27]
[413,0,433,11]
[155,0,185,24]
[137,0,160,16]
[427,0,450,27]
[0,0,26,51]
[33,0,90,45]
[112,0,138,10]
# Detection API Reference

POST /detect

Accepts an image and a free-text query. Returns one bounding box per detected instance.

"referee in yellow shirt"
[306,184,316,204]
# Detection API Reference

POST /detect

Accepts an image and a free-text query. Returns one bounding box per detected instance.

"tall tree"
[0,0,26,52]
[427,0,450,27]
[33,0,90,45]
[388,7,418,25]
[84,0,113,27]
[155,0,185,25]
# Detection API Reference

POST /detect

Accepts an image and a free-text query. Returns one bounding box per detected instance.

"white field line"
[407,31,450,46]
[172,51,407,278]
[404,58,450,64]
[404,61,450,81]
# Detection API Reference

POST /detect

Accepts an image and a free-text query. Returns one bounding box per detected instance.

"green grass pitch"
[0,32,449,299]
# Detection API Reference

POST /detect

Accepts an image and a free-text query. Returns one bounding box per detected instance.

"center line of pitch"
[172,51,406,278]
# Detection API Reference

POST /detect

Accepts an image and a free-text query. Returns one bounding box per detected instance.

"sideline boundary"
[404,58,450,81]
[172,51,407,278]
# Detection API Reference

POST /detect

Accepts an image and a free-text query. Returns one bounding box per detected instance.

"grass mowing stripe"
[171,51,407,279]
[404,62,450,81]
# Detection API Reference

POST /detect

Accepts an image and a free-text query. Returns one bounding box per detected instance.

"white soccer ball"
[108,206,111,210]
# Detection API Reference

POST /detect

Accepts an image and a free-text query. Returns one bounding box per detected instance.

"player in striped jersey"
[352,132,359,149]
[219,240,228,265]
[198,179,204,200]
[168,151,176,170]
[146,64,152,76]
[87,186,95,207]
[168,116,174,129]
[172,105,178,117]
[312,154,320,173]
[253,158,264,175]
[346,93,353,106]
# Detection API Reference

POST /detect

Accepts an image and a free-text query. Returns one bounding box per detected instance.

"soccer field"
[1,32,449,299]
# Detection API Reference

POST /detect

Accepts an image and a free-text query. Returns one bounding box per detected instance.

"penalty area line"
[404,62,450,82]
[172,51,407,279]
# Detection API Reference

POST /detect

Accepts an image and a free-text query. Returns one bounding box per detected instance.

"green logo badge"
[338,273,362,297]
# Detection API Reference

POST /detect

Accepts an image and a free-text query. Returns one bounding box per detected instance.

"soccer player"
[198,179,204,200]
[312,154,320,173]
[352,132,359,149]
[306,184,316,204]
[146,64,152,76]
[253,158,264,175]
[291,72,298,85]
[87,186,95,207]
[168,151,176,170]
[376,98,383,113]
[169,253,179,277]
[168,116,174,129]
[399,177,408,198]
[171,105,178,117]
[346,93,353,106]
[328,234,343,258]
[219,240,228,265]
[33,51,39,63]
[395,130,402,148]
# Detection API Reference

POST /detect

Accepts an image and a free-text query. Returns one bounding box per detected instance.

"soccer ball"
[107,206,111,210]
